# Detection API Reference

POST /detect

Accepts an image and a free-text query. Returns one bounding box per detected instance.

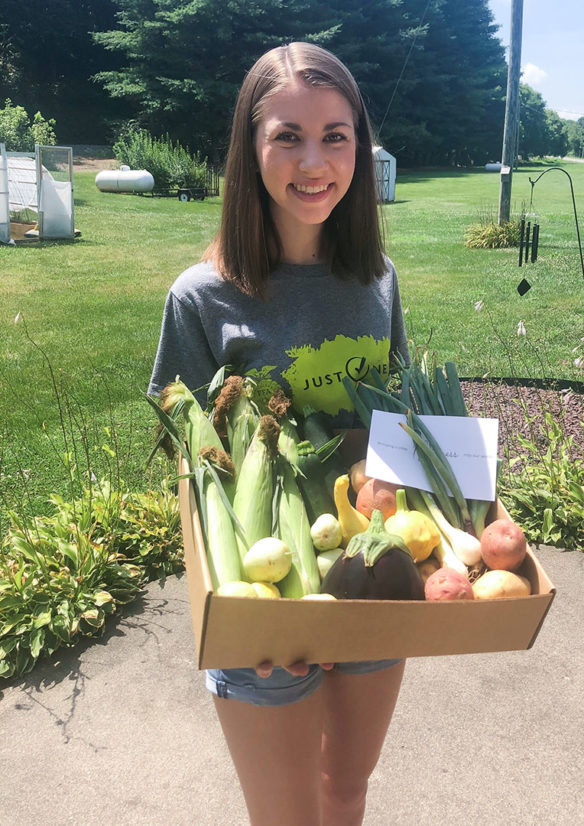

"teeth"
[294,183,329,194]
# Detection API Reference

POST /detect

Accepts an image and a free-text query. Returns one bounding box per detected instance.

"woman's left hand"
[255,661,335,678]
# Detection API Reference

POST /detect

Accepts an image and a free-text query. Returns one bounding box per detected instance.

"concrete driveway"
[1,545,582,825]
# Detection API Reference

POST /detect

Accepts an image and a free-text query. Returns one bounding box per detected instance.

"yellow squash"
[333,474,370,547]
[384,489,440,562]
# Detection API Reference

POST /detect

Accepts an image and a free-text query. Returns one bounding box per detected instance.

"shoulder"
[369,256,398,295]
[170,260,222,300]
[168,259,244,309]
[381,255,397,280]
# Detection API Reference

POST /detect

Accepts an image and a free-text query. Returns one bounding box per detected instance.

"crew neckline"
[273,261,329,277]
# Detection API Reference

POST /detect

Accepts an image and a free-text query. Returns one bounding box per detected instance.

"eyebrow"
[280,121,353,131]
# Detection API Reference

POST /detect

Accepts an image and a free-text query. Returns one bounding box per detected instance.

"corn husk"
[232,415,280,563]
[276,461,321,598]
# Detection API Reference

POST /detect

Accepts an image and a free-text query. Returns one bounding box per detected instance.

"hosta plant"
[499,413,584,551]
[0,479,182,679]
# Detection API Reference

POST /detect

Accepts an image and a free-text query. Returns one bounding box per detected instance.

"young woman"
[149,42,410,826]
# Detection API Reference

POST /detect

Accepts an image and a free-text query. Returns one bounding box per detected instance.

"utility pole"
[498,0,524,224]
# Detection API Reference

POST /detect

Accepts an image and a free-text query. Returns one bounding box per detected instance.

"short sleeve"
[148,289,219,404]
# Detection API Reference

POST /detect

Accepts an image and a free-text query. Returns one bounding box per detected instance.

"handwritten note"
[366,410,499,501]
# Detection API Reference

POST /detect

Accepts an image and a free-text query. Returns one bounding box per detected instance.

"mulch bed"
[460,379,584,464]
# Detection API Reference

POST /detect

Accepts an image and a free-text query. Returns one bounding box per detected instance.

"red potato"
[355,477,399,520]
[424,568,474,601]
[480,518,527,572]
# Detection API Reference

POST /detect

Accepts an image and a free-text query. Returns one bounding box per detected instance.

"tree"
[94,0,299,159]
[565,118,584,158]
[518,84,549,158]
[307,0,436,161]
[94,0,508,167]
[0,0,125,143]
[382,0,507,166]
[544,110,568,157]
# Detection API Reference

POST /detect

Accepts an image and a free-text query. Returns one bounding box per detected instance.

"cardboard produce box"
[177,457,555,670]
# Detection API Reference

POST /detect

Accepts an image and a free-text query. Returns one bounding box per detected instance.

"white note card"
[365,410,499,501]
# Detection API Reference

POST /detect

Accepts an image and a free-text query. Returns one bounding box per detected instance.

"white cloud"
[556,110,582,122]
[521,62,548,89]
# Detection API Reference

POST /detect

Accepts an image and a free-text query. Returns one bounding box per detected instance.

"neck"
[282,242,323,265]
[271,206,324,265]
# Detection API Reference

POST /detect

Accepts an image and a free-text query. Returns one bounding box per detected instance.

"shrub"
[499,412,584,551]
[464,220,521,248]
[30,110,58,147]
[0,99,56,151]
[113,128,207,190]
[0,479,182,679]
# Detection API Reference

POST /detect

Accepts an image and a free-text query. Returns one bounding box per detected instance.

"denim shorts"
[205,659,403,707]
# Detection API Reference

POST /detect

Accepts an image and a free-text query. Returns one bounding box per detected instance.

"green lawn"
[384,163,584,379]
[1,160,583,520]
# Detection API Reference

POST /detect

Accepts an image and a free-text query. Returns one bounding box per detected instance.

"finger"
[320,662,335,671]
[255,660,273,678]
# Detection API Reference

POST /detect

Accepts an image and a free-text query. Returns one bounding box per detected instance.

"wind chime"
[517,163,539,295]
[517,165,584,296]
[517,212,539,295]
[518,212,540,266]
[517,182,541,295]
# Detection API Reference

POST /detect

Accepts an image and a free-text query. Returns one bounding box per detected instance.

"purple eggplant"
[321,509,425,600]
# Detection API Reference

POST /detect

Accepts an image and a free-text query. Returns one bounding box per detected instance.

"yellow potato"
[472,569,531,599]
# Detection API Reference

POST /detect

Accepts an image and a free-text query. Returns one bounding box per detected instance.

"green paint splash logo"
[281,334,391,416]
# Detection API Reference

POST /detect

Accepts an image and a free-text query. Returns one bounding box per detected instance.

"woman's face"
[254,80,357,248]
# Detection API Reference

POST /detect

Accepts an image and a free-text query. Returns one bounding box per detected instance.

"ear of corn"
[266,388,300,465]
[200,471,242,588]
[160,380,223,463]
[185,405,224,462]
[275,461,321,598]
[228,401,259,476]
[277,417,300,465]
[213,376,260,475]
[232,415,280,563]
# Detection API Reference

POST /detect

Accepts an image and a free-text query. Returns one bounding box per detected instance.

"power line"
[378,0,433,134]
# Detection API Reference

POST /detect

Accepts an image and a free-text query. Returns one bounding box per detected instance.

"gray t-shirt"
[149,258,409,429]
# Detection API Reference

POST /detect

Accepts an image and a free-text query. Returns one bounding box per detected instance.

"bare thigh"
[320,661,406,820]
[213,686,324,826]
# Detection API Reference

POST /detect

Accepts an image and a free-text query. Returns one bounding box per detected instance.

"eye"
[324,132,349,143]
[274,131,299,143]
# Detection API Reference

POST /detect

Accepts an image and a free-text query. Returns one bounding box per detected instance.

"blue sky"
[488,0,584,121]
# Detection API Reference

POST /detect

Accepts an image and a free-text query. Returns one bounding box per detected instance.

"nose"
[298,139,328,174]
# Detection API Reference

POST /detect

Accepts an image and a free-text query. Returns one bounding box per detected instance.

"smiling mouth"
[292,183,331,194]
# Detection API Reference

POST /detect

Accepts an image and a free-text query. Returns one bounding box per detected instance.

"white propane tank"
[485,162,502,172]
[95,169,154,193]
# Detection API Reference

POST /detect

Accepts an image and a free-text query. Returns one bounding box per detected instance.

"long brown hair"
[205,42,385,298]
